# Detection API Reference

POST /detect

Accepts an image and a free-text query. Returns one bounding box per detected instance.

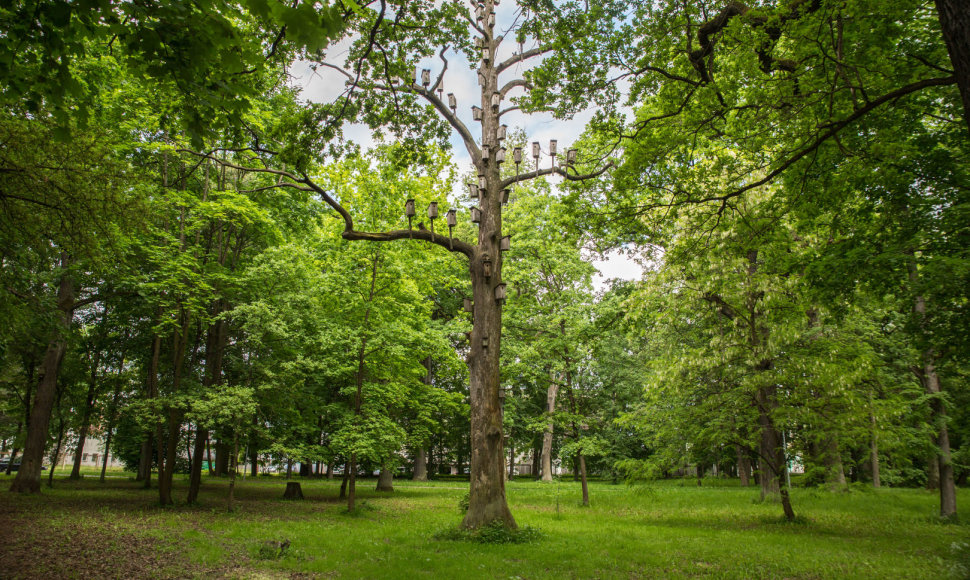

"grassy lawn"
[0,474,967,579]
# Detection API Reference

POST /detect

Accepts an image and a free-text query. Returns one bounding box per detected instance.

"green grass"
[0,473,967,579]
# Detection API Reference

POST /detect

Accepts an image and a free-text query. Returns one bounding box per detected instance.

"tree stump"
[283,481,304,500]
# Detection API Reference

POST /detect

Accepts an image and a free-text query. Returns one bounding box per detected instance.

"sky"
[288,2,643,289]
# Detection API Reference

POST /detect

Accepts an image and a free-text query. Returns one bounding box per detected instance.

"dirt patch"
[0,485,216,579]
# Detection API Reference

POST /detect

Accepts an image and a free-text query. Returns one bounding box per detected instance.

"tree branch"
[501,161,614,189]
[496,46,551,75]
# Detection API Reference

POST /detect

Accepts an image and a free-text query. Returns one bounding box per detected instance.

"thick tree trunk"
[215,440,230,476]
[376,462,394,492]
[138,437,152,485]
[326,462,333,480]
[756,387,783,499]
[462,241,516,529]
[339,461,349,500]
[935,0,970,135]
[927,452,941,489]
[824,437,847,490]
[737,446,751,487]
[10,263,74,494]
[540,377,559,483]
[459,31,517,528]
[413,447,428,481]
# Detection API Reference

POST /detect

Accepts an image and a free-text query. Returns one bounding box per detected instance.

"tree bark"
[339,461,349,500]
[737,445,751,487]
[186,427,208,503]
[376,462,394,492]
[215,440,229,476]
[413,447,428,481]
[188,308,227,502]
[47,413,66,488]
[227,431,239,512]
[824,437,847,490]
[347,453,357,512]
[578,452,589,507]
[540,376,559,483]
[869,400,881,488]
[6,422,22,476]
[921,354,957,517]
[935,0,970,135]
[10,260,74,494]
[137,437,152,485]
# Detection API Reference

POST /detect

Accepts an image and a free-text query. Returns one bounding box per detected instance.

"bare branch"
[343,228,475,257]
[500,78,531,98]
[501,161,614,189]
[496,46,552,75]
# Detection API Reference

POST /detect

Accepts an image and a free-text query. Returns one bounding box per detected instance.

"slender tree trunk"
[508,441,515,480]
[250,448,258,477]
[540,376,559,483]
[935,0,970,136]
[47,414,66,488]
[69,363,100,480]
[71,314,107,481]
[11,260,74,494]
[413,447,428,481]
[413,357,432,482]
[157,409,182,505]
[142,328,163,489]
[100,351,125,484]
[227,432,238,512]
[578,452,589,507]
[186,427,208,504]
[6,422,22,476]
[348,454,357,512]
[922,354,957,517]
[869,405,881,488]
[206,437,214,475]
[100,429,113,483]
